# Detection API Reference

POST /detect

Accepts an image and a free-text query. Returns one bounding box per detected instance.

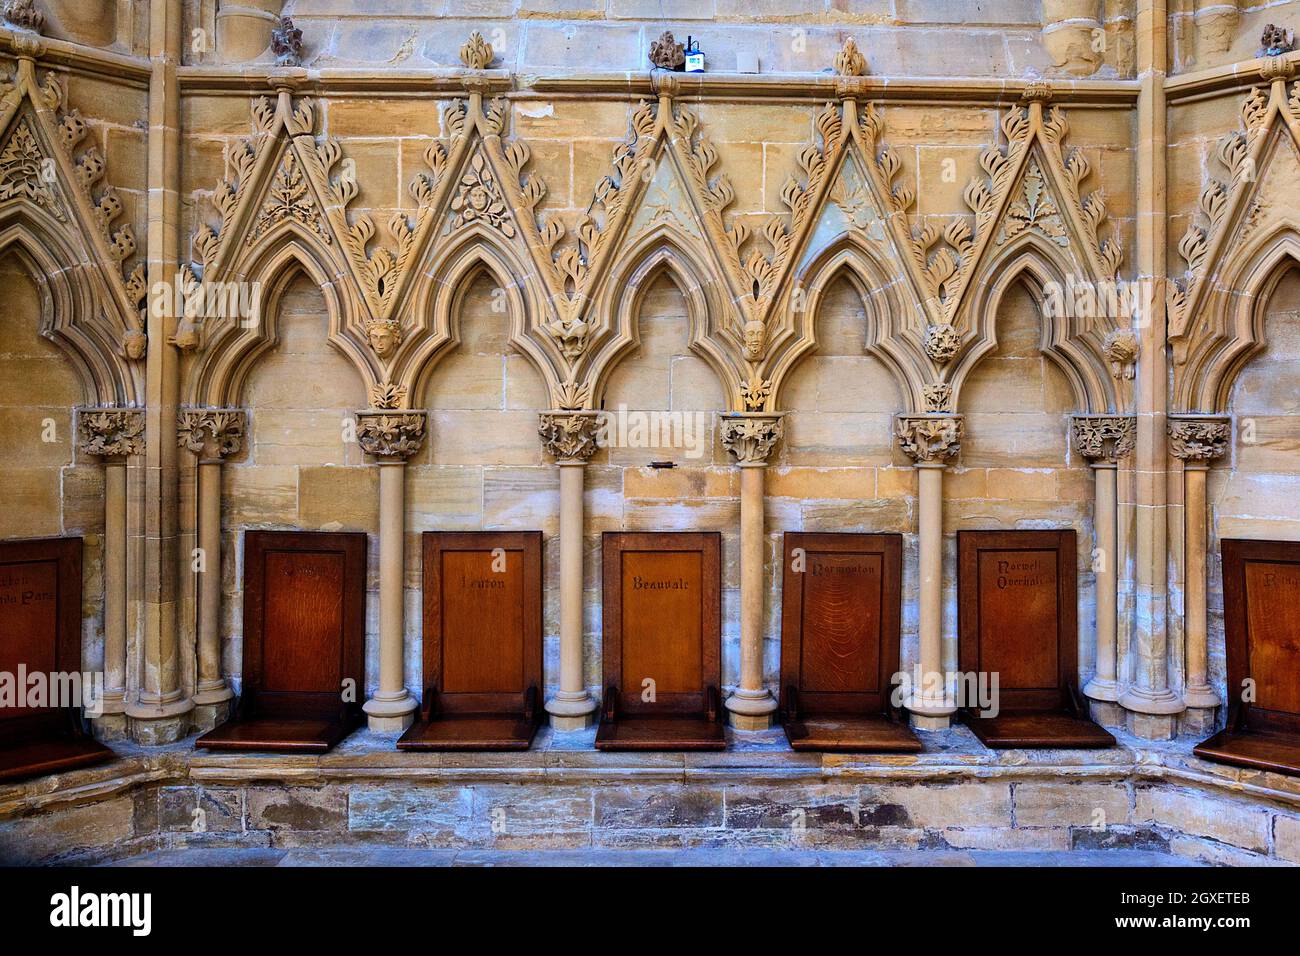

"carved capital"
[721,413,783,466]
[1071,414,1136,463]
[539,412,600,463]
[77,407,144,459]
[896,414,962,464]
[922,383,953,413]
[1168,415,1231,464]
[177,408,246,461]
[356,411,426,461]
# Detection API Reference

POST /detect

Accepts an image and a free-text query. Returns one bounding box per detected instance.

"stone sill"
[5,725,1299,817]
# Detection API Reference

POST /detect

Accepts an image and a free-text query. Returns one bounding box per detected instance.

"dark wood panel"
[957,530,1108,749]
[1199,539,1300,776]
[602,532,720,718]
[958,529,1077,712]
[597,532,723,750]
[399,532,543,751]
[199,530,366,753]
[1242,558,1300,717]
[0,538,110,781]
[261,549,346,694]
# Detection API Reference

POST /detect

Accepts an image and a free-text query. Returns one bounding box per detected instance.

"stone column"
[1072,415,1137,720]
[77,408,146,735]
[896,414,963,730]
[1169,415,1231,724]
[539,412,601,730]
[356,410,426,731]
[177,409,246,729]
[721,413,784,730]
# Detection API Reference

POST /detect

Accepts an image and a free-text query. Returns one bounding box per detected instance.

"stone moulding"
[4,745,1300,865]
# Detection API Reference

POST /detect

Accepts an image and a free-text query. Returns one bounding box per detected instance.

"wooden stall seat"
[957,530,1114,750]
[398,532,543,752]
[779,533,921,753]
[1194,539,1300,777]
[196,531,366,754]
[596,532,724,751]
[0,537,112,783]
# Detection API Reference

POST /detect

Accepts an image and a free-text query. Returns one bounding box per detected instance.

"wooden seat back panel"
[1224,539,1300,736]
[958,529,1077,714]
[0,538,86,755]
[422,531,542,716]
[602,532,721,718]
[241,531,366,721]
[780,532,902,716]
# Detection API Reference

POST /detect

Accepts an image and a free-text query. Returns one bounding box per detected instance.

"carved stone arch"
[952,239,1116,414]
[0,219,136,405]
[0,54,145,404]
[183,239,370,408]
[184,89,379,365]
[1177,229,1300,412]
[398,225,563,409]
[581,232,743,413]
[763,236,926,414]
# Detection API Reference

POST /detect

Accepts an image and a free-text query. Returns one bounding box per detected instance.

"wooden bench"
[398,532,543,752]
[957,530,1113,749]
[196,531,365,754]
[596,532,724,751]
[1194,538,1300,777]
[779,533,920,753]
[0,537,112,782]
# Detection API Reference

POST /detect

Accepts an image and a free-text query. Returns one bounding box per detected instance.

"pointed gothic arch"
[765,234,926,414]
[581,230,742,412]
[399,224,561,406]
[953,238,1117,414]
[0,53,144,405]
[1171,69,1300,412]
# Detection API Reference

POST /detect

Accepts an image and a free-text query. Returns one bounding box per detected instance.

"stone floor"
[105,846,1197,867]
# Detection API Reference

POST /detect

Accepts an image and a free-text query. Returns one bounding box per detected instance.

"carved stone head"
[742,319,766,359]
[366,319,402,360]
[122,328,147,360]
[1262,23,1296,57]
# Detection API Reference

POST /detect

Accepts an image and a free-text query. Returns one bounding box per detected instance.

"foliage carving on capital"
[922,383,953,413]
[178,408,246,460]
[896,415,962,464]
[539,412,600,462]
[1071,415,1136,463]
[721,414,783,465]
[1168,417,1231,463]
[356,412,426,460]
[923,323,962,365]
[77,408,144,458]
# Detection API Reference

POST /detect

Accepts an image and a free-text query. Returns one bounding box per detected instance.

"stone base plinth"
[91,713,130,743]
[367,712,415,733]
[911,714,950,731]
[127,713,191,746]
[1178,707,1218,737]
[1128,713,1177,741]
[728,712,775,731]
[1089,701,1125,728]
[191,701,234,735]
[4,725,1299,866]
[550,713,596,732]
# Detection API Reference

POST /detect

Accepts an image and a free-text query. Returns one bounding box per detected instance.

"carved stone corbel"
[539,411,600,463]
[721,413,783,466]
[177,408,246,461]
[1071,414,1137,463]
[356,411,426,460]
